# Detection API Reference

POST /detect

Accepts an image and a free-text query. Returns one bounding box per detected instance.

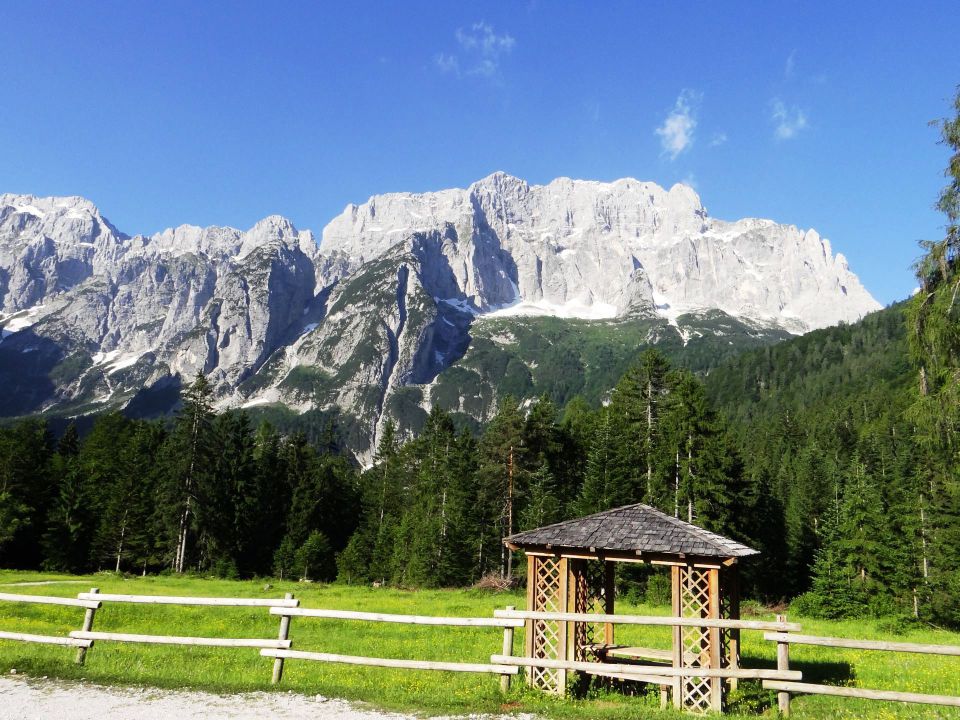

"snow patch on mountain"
[321,173,880,333]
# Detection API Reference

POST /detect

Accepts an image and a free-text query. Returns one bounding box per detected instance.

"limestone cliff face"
[320,173,878,330]
[0,175,880,458]
[0,196,318,415]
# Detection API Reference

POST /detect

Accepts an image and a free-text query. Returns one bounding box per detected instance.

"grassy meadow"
[0,570,958,719]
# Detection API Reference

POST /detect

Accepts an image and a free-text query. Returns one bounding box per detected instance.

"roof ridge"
[504,502,644,539]
[637,504,741,553]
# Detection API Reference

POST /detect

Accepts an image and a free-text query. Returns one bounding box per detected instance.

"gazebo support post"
[724,563,741,692]
[524,555,535,685]
[708,568,723,713]
[603,562,616,646]
[557,557,569,691]
[671,565,683,709]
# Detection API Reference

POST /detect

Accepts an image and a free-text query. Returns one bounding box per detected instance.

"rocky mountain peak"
[319,173,879,331]
[0,179,882,461]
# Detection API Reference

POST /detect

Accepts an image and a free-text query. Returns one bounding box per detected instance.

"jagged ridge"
[0,175,881,458]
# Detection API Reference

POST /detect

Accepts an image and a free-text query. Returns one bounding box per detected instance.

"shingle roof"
[505,503,758,559]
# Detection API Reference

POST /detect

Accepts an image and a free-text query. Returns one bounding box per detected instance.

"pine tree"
[804,493,867,619]
[0,419,54,568]
[837,459,892,607]
[574,407,619,515]
[521,462,561,530]
[476,397,527,579]
[337,421,405,584]
[610,349,672,505]
[160,373,216,573]
[394,409,472,586]
[41,447,89,572]
[906,86,960,624]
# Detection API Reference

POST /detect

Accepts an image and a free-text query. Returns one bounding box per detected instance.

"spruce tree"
[160,373,216,573]
[906,86,960,624]
[609,349,672,506]
[476,397,527,578]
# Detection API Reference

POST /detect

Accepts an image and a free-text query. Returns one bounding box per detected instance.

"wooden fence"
[0,591,101,665]
[260,604,522,688]
[2,591,959,715]
[0,591,521,689]
[761,629,960,715]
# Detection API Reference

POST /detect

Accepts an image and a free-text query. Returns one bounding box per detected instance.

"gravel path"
[0,675,533,720]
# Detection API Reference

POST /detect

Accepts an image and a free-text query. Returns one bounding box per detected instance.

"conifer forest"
[1,88,959,631]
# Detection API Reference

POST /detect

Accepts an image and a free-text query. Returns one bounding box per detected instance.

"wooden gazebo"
[504,503,758,712]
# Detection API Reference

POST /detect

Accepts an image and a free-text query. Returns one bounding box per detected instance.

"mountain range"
[0,173,880,458]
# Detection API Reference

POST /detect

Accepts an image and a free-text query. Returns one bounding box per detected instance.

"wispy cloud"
[436,21,515,79]
[434,53,459,74]
[655,89,701,160]
[709,132,727,147]
[784,50,797,79]
[771,99,808,140]
[585,100,601,123]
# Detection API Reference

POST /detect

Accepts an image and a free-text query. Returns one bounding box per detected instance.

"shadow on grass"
[739,652,853,684]
[563,655,856,714]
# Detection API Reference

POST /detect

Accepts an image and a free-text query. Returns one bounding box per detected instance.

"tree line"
[0,356,754,588]
[0,375,358,581]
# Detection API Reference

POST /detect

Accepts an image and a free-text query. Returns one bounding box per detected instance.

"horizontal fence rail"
[77,593,299,608]
[764,632,960,657]
[262,649,520,675]
[0,592,101,610]
[490,654,802,681]
[763,681,960,708]
[269,607,523,627]
[494,608,801,632]
[763,630,960,715]
[0,630,92,648]
[70,631,292,649]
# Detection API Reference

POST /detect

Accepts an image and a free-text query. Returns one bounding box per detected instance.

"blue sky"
[1,1,958,305]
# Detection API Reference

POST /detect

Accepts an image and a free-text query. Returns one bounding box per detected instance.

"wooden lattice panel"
[570,559,608,662]
[677,565,715,714]
[529,555,564,693]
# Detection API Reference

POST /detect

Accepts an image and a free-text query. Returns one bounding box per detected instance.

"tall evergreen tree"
[160,373,216,573]
[906,86,960,624]
[610,349,672,505]
[476,397,527,578]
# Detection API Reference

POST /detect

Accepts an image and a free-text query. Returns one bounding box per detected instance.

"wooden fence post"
[75,587,99,665]
[500,605,515,693]
[776,614,790,716]
[272,593,294,684]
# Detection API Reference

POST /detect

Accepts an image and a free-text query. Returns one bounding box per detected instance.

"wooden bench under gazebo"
[503,503,758,712]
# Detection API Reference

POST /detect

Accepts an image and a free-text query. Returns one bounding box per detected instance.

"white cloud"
[785,50,797,78]
[434,53,459,74]
[655,90,701,160]
[709,132,727,147]
[771,99,808,140]
[438,21,515,78]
